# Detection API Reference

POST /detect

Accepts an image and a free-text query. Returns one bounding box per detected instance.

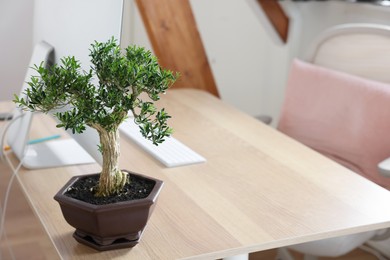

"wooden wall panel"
[257,0,289,43]
[135,0,220,97]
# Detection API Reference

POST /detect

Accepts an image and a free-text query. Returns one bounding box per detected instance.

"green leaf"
[13,37,178,145]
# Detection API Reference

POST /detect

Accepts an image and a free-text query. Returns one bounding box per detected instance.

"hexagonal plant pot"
[54,170,163,251]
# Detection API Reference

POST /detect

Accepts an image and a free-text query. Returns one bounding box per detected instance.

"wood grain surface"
[1,90,390,259]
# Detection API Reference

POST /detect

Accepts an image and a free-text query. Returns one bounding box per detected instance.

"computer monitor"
[7,41,96,169]
[30,0,125,165]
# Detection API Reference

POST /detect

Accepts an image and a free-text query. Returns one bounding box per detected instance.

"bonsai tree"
[14,38,178,197]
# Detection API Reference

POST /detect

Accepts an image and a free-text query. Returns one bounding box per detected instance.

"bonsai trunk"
[95,126,128,197]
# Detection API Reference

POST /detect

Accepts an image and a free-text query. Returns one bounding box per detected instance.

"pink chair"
[277,23,390,259]
[279,59,390,190]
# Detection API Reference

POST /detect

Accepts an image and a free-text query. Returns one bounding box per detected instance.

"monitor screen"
[31,0,125,165]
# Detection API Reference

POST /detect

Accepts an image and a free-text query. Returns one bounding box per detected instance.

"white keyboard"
[119,120,206,167]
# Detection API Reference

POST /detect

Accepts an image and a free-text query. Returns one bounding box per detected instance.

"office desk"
[2,89,390,259]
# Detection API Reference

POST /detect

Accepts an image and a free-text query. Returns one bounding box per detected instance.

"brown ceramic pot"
[54,170,163,251]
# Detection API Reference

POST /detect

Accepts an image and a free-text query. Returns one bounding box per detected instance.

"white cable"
[0,109,14,161]
[0,109,14,260]
[0,151,24,260]
[0,111,26,260]
[0,112,25,162]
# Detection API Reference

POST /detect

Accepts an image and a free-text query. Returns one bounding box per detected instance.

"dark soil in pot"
[64,173,156,205]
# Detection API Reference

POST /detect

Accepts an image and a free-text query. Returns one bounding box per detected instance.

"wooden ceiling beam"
[257,0,289,43]
[135,0,220,97]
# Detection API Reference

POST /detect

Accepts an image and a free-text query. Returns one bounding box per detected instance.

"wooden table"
[2,89,390,259]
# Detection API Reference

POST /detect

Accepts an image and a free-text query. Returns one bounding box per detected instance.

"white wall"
[0,0,34,101]
[3,0,390,122]
[122,0,390,126]
[190,0,293,124]
[122,0,294,123]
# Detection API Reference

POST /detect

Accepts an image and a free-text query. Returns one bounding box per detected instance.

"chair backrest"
[278,24,390,189]
[305,23,390,84]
